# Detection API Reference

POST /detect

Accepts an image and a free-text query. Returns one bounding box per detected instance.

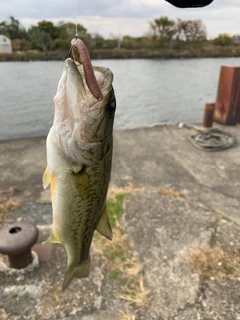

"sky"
[0,0,239,39]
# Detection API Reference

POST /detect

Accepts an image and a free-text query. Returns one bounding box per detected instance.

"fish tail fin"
[62,257,90,291]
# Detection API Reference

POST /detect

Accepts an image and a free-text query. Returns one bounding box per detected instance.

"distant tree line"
[0,16,239,54]
[0,16,92,51]
[148,16,239,48]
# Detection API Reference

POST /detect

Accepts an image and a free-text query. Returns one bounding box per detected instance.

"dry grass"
[156,187,186,199]
[109,183,187,199]
[0,308,10,320]
[93,189,149,312]
[93,223,149,309]
[120,311,136,320]
[108,183,145,198]
[189,247,240,281]
[0,187,21,226]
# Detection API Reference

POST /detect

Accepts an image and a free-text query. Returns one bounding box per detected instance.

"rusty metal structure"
[203,103,215,128]
[0,221,38,269]
[214,66,240,125]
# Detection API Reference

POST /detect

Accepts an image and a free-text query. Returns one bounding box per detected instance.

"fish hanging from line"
[42,38,116,290]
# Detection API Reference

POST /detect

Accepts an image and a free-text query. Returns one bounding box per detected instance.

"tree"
[54,22,91,50]
[28,26,52,51]
[37,20,60,40]
[213,34,235,46]
[176,19,206,42]
[0,16,26,39]
[11,38,31,51]
[121,35,148,49]
[0,21,8,36]
[57,22,87,39]
[149,17,176,45]
[92,33,105,48]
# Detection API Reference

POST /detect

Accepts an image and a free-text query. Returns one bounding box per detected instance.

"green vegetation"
[0,15,240,60]
[109,268,122,279]
[93,190,149,310]
[106,192,130,226]
[213,33,236,47]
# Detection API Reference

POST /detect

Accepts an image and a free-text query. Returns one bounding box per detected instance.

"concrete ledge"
[1,124,240,319]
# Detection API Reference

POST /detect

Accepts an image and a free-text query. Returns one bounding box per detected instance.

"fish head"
[52,58,116,162]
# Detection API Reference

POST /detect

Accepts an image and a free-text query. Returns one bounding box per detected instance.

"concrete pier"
[1,124,240,320]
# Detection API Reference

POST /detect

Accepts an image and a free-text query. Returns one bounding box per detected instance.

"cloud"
[0,0,239,39]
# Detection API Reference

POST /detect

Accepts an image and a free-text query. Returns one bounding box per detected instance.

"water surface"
[1,57,240,140]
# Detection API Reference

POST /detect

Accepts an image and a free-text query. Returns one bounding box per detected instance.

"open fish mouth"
[52,51,115,162]
[64,58,113,107]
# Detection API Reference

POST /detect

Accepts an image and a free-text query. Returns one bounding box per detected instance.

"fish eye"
[106,98,116,115]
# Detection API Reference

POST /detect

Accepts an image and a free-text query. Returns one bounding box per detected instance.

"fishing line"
[74,0,78,37]
[69,0,79,59]
[117,0,122,49]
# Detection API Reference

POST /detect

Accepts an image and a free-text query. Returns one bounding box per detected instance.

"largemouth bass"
[42,41,116,290]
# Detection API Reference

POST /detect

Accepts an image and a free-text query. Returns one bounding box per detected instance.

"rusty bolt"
[0,221,38,269]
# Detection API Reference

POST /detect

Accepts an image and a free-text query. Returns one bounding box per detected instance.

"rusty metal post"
[203,103,215,128]
[214,65,240,125]
[0,221,38,269]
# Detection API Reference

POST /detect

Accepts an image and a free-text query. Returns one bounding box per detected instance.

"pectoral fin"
[42,167,50,189]
[95,205,112,240]
[43,230,61,244]
[42,167,57,198]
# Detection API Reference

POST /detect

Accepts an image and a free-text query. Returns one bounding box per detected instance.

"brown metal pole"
[214,66,240,125]
[8,249,33,269]
[203,103,215,128]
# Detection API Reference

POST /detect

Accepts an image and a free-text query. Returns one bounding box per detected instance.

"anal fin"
[95,205,112,240]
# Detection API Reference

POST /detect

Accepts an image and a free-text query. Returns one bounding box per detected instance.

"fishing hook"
[68,32,81,60]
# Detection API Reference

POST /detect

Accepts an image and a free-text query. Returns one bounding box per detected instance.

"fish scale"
[43,55,116,290]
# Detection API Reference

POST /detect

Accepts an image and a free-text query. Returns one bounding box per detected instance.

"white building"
[0,35,12,53]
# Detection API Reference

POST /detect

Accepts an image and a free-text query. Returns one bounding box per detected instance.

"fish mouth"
[65,58,113,102]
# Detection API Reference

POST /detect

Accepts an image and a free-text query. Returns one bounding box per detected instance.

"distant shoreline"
[1,46,240,61]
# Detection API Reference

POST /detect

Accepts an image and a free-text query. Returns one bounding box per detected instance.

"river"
[1,57,240,140]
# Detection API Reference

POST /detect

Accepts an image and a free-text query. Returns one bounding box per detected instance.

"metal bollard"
[0,221,38,269]
[203,103,215,128]
[214,65,240,125]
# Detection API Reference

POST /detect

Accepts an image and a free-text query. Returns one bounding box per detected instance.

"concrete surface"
[1,124,240,319]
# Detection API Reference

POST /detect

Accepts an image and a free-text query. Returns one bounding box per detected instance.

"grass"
[120,312,136,320]
[107,192,130,227]
[101,225,148,309]
[109,268,122,279]
[215,212,232,222]
[0,308,10,320]
[189,247,240,281]
[93,188,149,312]
[98,183,186,311]
[156,187,187,199]
[0,187,21,226]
